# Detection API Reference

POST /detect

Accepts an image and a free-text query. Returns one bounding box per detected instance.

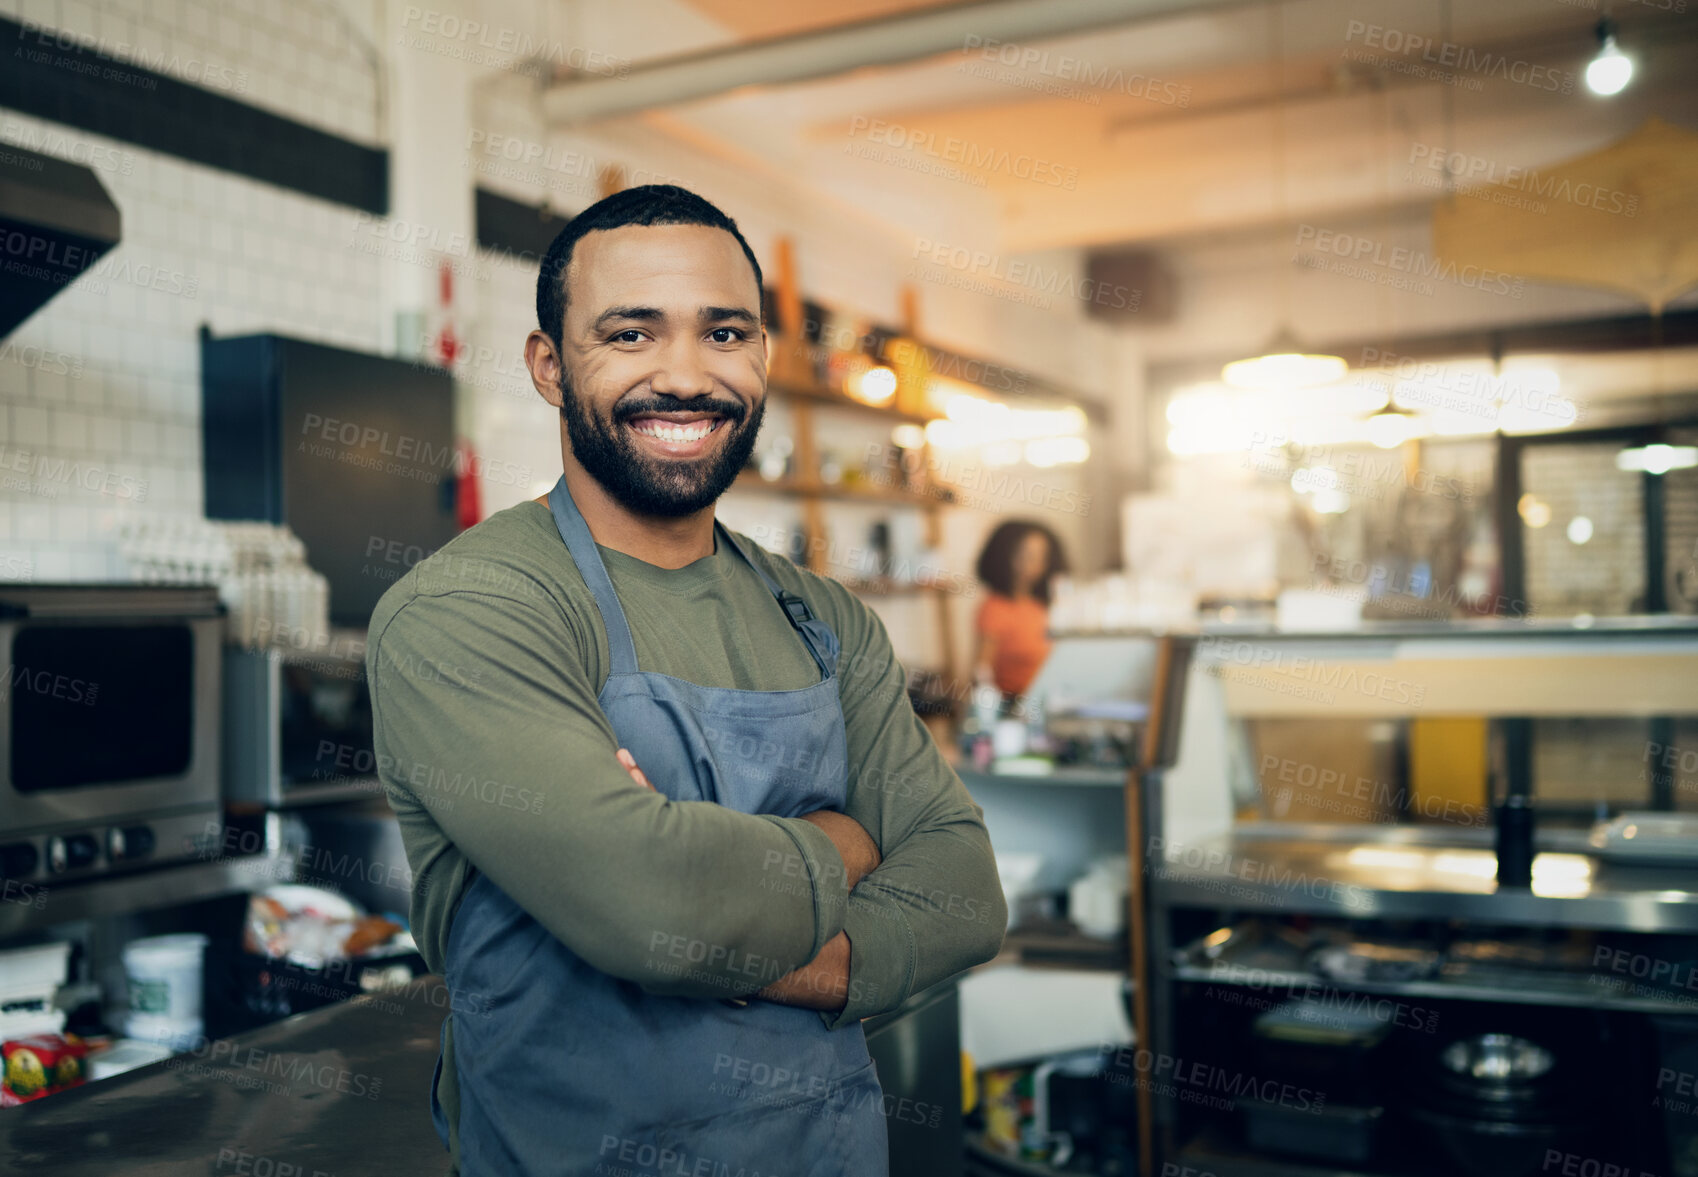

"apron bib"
[434,475,889,1177]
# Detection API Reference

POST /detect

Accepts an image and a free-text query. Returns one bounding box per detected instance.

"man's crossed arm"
[370,580,1004,1025]
[617,747,877,1013]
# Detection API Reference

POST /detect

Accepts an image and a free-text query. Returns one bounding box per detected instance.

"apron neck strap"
[547,475,836,680]
[547,475,640,674]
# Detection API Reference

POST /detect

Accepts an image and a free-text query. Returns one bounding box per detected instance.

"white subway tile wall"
[0,0,385,580]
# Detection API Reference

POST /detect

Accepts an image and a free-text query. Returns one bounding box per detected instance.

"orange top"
[976,593,1051,697]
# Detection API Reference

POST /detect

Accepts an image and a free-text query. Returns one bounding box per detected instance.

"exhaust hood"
[0,142,121,339]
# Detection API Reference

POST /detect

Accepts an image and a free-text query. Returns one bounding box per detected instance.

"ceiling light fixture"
[1223,328,1349,391]
[1585,18,1634,96]
[1616,443,1698,475]
[1222,4,1350,395]
[1364,404,1423,449]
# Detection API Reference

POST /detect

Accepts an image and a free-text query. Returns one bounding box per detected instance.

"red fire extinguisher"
[455,438,482,530]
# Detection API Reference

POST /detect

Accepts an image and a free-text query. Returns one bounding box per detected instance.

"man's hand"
[616,748,655,790]
[798,810,880,891]
[755,930,853,1011]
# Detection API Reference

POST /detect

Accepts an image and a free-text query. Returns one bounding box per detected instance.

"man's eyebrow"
[699,306,759,326]
[590,305,663,331]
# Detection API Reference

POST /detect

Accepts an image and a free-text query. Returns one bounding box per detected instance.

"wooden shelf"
[729,470,946,508]
[768,377,939,425]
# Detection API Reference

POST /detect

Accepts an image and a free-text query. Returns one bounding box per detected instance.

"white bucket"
[123,933,207,1051]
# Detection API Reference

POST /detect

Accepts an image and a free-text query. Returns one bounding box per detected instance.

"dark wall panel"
[1,15,386,213]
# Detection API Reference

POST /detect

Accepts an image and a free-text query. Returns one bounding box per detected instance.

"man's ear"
[761,328,771,373]
[524,330,565,408]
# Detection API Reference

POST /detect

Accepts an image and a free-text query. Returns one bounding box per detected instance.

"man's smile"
[624,411,730,457]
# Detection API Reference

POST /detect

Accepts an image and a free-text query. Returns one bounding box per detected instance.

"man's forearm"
[752,813,874,1010]
[755,930,852,1012]
[797,810,880,889]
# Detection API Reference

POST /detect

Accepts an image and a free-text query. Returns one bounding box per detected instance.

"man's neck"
[538,465,717,569]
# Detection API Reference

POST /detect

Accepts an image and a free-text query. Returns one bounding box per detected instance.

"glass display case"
[1141,618,1698,1177]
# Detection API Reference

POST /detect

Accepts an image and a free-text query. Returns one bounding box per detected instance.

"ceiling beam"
[543,0,1256,125]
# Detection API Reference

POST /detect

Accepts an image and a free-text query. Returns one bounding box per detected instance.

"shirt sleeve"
[367,584,849,1000]
[818,585,1009,1028]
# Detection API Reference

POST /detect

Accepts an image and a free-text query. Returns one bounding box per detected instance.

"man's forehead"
[564,224,759,311]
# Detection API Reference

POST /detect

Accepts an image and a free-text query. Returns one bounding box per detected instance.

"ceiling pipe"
[542,0,1255,125]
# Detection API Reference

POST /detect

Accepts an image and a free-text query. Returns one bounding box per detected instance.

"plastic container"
[123,933,207,1050]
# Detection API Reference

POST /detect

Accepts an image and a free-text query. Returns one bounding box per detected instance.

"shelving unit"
[958,633,1197,1177]
[733,237,1103,687]
[733,237,962,675]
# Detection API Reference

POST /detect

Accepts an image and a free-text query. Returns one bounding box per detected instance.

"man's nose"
[648,337,715,399]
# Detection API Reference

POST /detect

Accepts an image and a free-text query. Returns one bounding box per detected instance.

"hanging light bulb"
[1364,405,1423,449]
[1585,19,1633,96]
[1222,327,1348,391]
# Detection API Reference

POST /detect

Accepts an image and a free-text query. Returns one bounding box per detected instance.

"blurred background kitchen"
[2,0,1698,1174]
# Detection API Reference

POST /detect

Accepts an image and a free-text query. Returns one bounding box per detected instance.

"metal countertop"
[1,977,451,1176]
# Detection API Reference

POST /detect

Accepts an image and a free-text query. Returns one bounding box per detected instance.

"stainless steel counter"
[0,977,451,1175]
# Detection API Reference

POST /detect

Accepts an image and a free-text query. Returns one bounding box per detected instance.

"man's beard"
[558,371,764,518]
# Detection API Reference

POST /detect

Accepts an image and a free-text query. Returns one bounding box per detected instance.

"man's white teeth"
[634,420,715,442]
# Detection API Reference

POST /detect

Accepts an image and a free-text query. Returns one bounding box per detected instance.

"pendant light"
[1222,0,1345,392]
[1364,403,1424,449]
[1222,328,1348,390]
[1585,17,1633,96]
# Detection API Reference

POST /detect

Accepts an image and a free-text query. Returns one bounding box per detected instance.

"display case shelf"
[1166,960,1698,1018]
[1173,1127,1415,1177]
[1153,829,1698,932]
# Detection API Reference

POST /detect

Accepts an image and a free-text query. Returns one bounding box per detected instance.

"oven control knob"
[0,842,38,878]
[109,826,156,861]
[49,834,99,873]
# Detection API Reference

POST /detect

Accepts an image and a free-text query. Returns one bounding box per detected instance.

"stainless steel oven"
[0,584,223,884]
[222,630,380,811]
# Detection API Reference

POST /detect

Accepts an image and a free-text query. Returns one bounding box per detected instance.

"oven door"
[0,602,223,836]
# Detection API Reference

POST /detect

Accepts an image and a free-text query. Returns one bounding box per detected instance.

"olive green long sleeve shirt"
[365,500,1006,1160]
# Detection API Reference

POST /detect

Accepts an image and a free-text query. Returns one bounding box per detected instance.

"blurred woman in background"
[972,520,1069,698]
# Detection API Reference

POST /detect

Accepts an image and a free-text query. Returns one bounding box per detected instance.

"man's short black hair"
[535,184,764,350]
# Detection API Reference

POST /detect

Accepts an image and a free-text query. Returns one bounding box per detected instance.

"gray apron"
[432,473,890,1176]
